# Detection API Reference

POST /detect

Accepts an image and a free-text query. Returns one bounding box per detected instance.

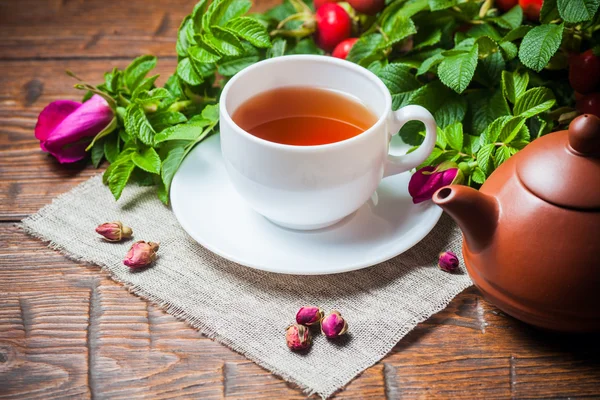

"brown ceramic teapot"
[433,114,600,332]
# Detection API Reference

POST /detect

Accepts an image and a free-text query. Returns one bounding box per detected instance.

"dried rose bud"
[321,311,348,338]
[96,221,133,242]
[296,306,324,326]
[438,251,459,272]
[124,241,159,269]
[286,324,312,351]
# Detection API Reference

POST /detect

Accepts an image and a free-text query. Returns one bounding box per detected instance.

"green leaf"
[218,55,260,76]
[155,122,210,143]
[131,74,160,100]
[125,105,155,146]
[490,5,523,30]
[518,23,564,72]
[381,16,417,47]
[438,43,478,93]
[177,16,195,57]
[133,87,172,106]
[417,51,444,75]
[287,38,325,55]
[475,36,499,58]
[105,152,135,200]
[91,139,105,168]
[502,70,529,104]
[419,147,444,168]
[124,55,157,91]
[203,0,251,30]
[540,0,560,23]
[445,122,463,151]
[480,116,511,146]
[132,147,161,174]
[189,41,222,63]
[494,145,511,168]
[104,68,121,93]
[436,127,447,149]
[413,28,442,50]
[501,25,532,42]
[267,38,287,58]
[176,58,203,86]
[498,117,526,143]
[85,117,117,151]
[463,134,481,155]
[201,103,220,122]
[477,143,495,175]
[471,167,486,184]
[467,24,502,41]
[347,33,385,64]
[204,27,243,56]
[434,95,467,128]
[104,134,121,164]
[224,17,271,48]
[148,111,187,131]
[428,0,457,11]
[161,146,187,197]
[557,0,600,23]
[513,87,556,118]
[499,41,518,60]
[377,64,421,109]
[467,89,511,134]
[476,51,505,85]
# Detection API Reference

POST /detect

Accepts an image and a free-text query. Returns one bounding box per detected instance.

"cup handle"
[383,105,437,177]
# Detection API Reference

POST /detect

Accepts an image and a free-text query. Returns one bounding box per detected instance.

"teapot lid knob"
[568,114,600,157]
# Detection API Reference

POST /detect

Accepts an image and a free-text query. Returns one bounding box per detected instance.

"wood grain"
[1,0,600,398]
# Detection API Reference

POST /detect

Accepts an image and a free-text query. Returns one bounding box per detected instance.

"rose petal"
[35,100,81,143]
[43,95,113,163]
[409,166,458,204]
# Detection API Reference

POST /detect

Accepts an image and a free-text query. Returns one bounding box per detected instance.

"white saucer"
[171,135,442,275]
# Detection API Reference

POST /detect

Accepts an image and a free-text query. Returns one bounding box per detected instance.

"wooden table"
[1,1,599,398]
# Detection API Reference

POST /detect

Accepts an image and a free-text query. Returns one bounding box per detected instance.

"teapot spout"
[433,185,499,253]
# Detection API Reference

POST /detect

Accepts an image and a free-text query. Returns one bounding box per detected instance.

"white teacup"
[219,55,436,230]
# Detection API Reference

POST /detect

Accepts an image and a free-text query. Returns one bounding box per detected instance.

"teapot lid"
[516,114,600,210]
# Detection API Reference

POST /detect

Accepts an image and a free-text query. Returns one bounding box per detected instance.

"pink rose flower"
[35,94,114,163]
[438,251,459,272]
[409,161,463,204]
[124,241,159,269]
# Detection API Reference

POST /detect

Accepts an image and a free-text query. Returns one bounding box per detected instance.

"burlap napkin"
[22,175,472,398]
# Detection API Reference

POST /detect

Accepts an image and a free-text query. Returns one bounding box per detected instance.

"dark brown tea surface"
[232,86,378,146]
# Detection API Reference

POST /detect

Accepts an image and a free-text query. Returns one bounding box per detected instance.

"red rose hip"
[315,3,352,52]
[332,38,358,59]
[569,50,600,95]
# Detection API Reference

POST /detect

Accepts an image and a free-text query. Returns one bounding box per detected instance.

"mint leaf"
[105,153,135,200]
[467,89,511,134]
[124,55,157,91]
[125,105,155,146]
[518,23,564,72]
[438,43,478,93]
[428,0,457,11]
[480,116,511,146]
[131,74,160,100]
[191,0,210,31]
[434,95,467,128]
[377,64,421,109]
[445,122,463,151]
[267,38,287,58]
[494,145,511,168]
[155,122,210,143]
[132,147,161,174]
[476,51,505,84]
[491,5,523,30]
[557,0,599,23]
[502,70,529,104]
[91,139,105,168]
[189,41,222,63]
[177,58,203,85]
[540,0,560,23]
[347,33,385,64]
[513,87,556,118]
[224,17,271,48]
[463,134,481,155]
[164,74,184,99]
[161,146,186,198]
[133,88,172,106]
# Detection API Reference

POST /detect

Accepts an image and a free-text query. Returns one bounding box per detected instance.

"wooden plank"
[2,226,600,398]
[0,0,281,60]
